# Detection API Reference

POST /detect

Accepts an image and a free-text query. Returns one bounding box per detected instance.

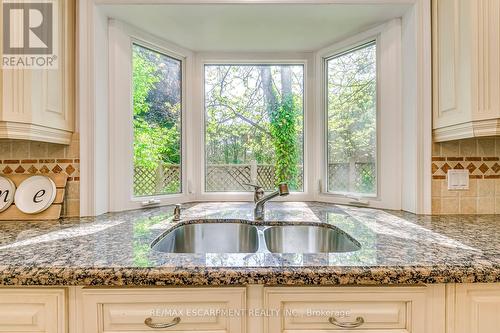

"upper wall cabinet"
[433,0,500,142]
[0,0,75,144]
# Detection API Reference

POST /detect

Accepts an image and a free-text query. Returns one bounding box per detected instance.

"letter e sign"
[14,175,56,214]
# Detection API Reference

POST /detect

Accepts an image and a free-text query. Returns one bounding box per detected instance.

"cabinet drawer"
[80,288,246,333]
[283,300,406,330]
[265,287,427,333]
[0,288,65,333]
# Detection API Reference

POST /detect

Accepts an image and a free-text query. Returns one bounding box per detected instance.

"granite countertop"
[0,202,498,286]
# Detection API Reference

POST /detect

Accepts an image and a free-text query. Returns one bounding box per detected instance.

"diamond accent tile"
[432,163,439,174]
[27,165,38,174]
[2,166,12,174]
[0,155,79,182]
[479,163,489,173]
[492,163,500,173]
[453,163,464,169]
[441,163,451,173]
[65,164,75,175]
[52,165,63,173]
[467,163,477,173]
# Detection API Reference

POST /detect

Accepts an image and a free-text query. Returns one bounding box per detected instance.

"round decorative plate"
[0,176,16,213]
[14,176,56,214]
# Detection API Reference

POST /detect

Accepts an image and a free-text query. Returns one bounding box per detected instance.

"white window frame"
[315,19,403,210]
[108,20,193,211]
[194,54,314,202]
[323,39,379,199]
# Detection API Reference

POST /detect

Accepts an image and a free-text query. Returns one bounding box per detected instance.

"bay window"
[326,42,377,196]
[132,44,182,197]
[318,20,402,209]
[108,19,403,212]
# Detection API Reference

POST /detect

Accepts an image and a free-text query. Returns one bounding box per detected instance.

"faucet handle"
[172,204,181,222]
[243,183,265,202]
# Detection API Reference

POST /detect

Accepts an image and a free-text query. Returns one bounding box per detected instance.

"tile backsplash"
[432,138,500,214]
[0,133,80,217]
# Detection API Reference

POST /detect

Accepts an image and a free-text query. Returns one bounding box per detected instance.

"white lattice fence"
[206,164,304,192]
[134,163,310,194]
[206,164,252,192]
[256,165,275,191]
[134,164,181,196]
[328,161,376,193]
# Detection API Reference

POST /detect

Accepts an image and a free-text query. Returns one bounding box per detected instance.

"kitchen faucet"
[244,183,265,202]
[251,183,289,221]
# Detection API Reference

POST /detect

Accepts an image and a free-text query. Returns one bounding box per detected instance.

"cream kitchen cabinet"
[3,284,500,333]
[76,287,247,333]
[451,284,500,333]
[0,0,75,144]
[432,0,500,142]
[0,288,66,333]
[264,286,444,333]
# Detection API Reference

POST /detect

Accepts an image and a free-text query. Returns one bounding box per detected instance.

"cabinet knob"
[144,317,181,329]
[328,316,364,328]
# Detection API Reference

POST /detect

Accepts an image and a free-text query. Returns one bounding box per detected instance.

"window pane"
[132,44,182,197]
[205,65,304,192]
[327,42,377,196]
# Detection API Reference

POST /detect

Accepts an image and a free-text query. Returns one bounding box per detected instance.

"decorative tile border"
[432,156,500,179]
[0,158,80,181]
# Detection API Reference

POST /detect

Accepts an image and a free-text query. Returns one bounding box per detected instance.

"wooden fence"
[205,163,302,192]
[134,161,375,195]
[133,164,181,196]
[327,160,376,193]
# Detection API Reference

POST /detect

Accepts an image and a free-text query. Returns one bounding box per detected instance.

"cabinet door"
[0,288,65,333]
[78,287,246,333]
[264,287,430,333]
[0,0,75,144]
[455,284,500,333]
[472,0,500,123]
[432,0,473,132]
[433,0,500,141]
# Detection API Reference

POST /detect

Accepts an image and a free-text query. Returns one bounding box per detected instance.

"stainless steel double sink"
[151,222,360,254]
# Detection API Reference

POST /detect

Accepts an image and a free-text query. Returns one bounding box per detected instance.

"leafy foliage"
[132,44,181,170]
[269,90,300,189]
[132,44,182,195]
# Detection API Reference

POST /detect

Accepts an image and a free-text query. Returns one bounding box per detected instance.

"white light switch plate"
[447,169,469,190]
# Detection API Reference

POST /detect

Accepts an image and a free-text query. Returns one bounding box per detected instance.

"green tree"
[205,65,304,190]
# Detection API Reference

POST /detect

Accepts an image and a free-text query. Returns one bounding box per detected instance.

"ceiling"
[101,4,411,52]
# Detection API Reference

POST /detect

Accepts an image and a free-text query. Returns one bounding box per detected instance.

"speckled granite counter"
[0,202,498,286]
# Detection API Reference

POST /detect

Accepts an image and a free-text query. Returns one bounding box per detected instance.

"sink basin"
[263,225,360,253]
[152,222,259,253]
